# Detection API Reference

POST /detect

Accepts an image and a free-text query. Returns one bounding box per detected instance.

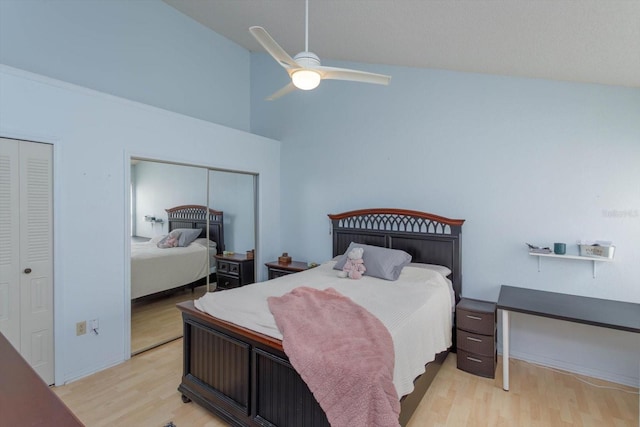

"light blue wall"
[132,163,256,252]
[250,53,640,386]
[0,0,276,385]
[209,170,256,254]
[132,161,208,238]
[1,65,281,384]
[0,0,250,131]
[2,0,637,388]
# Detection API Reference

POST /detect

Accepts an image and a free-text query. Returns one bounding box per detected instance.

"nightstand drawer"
[457,329,495,356]
[217,275,240,289]
[457,308,495,335]
[217,261,239,277]
[457,349,496,378]
[268,268,291,279]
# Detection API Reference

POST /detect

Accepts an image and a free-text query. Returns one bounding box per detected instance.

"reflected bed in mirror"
[130,205,224,300]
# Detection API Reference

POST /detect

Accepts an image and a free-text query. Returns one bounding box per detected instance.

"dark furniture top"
[166,205,224,254]
[265,260,310,272]
[265,260,313,279]
[497,285,640,333]
[328,208,465,303]
[0,332,84,426]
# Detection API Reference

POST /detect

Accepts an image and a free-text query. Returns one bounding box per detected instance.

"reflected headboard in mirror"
[166,205,224,254]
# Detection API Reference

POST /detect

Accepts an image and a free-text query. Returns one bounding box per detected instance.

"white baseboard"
[499,350,639,389]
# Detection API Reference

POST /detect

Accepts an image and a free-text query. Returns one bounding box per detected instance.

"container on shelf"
[578,244,615,259]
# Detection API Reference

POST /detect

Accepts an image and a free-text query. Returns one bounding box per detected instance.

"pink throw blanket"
[268,287,400,427]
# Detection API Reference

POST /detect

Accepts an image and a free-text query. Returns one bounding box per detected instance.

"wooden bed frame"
[177,208,464,426]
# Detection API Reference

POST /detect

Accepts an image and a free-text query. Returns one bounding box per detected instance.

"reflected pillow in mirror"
[172,228,202,247]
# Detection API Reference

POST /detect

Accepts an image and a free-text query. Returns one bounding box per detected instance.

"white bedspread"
[131,238,210,299]
[195,261,453,397]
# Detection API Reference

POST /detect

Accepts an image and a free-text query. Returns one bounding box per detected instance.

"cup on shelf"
[553,243,566,255]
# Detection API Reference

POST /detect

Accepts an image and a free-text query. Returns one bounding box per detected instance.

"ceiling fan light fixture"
[291,69,321,90]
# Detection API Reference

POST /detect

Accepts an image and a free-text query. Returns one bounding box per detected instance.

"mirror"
[129,159,256,355]
[208,169,256,290]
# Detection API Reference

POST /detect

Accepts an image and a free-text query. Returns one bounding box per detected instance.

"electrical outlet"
[76,321,86,336]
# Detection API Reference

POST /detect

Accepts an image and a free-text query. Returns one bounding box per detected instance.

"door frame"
[0,129,60,385]
[123,152,259,358]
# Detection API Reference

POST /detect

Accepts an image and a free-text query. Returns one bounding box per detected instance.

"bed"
[130,205,225,299]
[177,208,464,426]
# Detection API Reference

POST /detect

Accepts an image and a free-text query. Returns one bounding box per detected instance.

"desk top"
[497,285,640,333]
[0,332,84,426]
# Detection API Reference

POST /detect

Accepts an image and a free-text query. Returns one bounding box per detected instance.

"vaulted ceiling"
[164,0,639,88]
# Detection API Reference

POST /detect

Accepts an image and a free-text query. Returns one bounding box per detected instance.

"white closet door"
[0,138,54,384]
[0,140,21,348]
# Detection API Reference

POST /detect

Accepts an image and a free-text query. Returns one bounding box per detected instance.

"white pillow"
[192,238,215,248]
[149,235,165,244]
[408,262,452,277]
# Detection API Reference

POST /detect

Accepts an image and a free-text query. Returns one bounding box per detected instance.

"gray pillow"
[173,228,202,247]
[334,242,412,281]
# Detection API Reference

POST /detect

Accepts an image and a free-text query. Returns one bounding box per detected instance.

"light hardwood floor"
[54,340,638,427]
[131,285,208,355]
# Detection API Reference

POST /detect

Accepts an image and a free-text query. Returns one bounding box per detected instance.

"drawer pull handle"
[466,315,483,321]
[466,336,483,343]
[466,356,483,363]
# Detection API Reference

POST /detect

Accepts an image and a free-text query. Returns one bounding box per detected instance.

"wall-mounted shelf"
[144,215,164,224]
[529,252,613,278]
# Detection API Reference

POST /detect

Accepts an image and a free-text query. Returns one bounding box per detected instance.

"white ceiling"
[163,0,640,88]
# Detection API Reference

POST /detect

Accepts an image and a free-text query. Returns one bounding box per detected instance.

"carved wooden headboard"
[328,208,465,302]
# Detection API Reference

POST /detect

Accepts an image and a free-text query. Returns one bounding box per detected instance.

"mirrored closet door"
[208,170,256,291]
[129,159,256,355]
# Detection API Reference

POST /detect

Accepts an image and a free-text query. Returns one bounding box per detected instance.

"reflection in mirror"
[129,159,257,356]
[208,170,256,291]
[130,159,209,355]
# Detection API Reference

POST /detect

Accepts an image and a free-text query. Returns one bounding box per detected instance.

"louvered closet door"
[0,138,54,385]
[0,140,20,348]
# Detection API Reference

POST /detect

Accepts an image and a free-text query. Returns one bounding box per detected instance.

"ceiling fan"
[250,0,391,100]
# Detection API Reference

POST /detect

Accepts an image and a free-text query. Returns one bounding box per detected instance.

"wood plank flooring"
[54,340,638,427]
[130,285,208,355]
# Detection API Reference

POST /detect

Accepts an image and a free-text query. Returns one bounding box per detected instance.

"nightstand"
[265,260,314,279]
[456,298,497,378]
[215,254,255,290]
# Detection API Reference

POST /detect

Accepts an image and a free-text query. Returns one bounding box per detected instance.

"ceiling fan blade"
[266,82,297,101]
[250,26,299,69]
[316,66,391,86]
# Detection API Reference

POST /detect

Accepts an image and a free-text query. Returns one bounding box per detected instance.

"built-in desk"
[497,285,640,391]
[0,332,84,426]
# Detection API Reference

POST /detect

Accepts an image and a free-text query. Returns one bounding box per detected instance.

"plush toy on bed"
[156,230,181,249]
[337,247,366,279]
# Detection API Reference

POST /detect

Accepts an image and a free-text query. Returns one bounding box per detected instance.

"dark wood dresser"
[456,298,497,378]
[215,253,255,290]
[0,332,84,426]
[265,260,314,279]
